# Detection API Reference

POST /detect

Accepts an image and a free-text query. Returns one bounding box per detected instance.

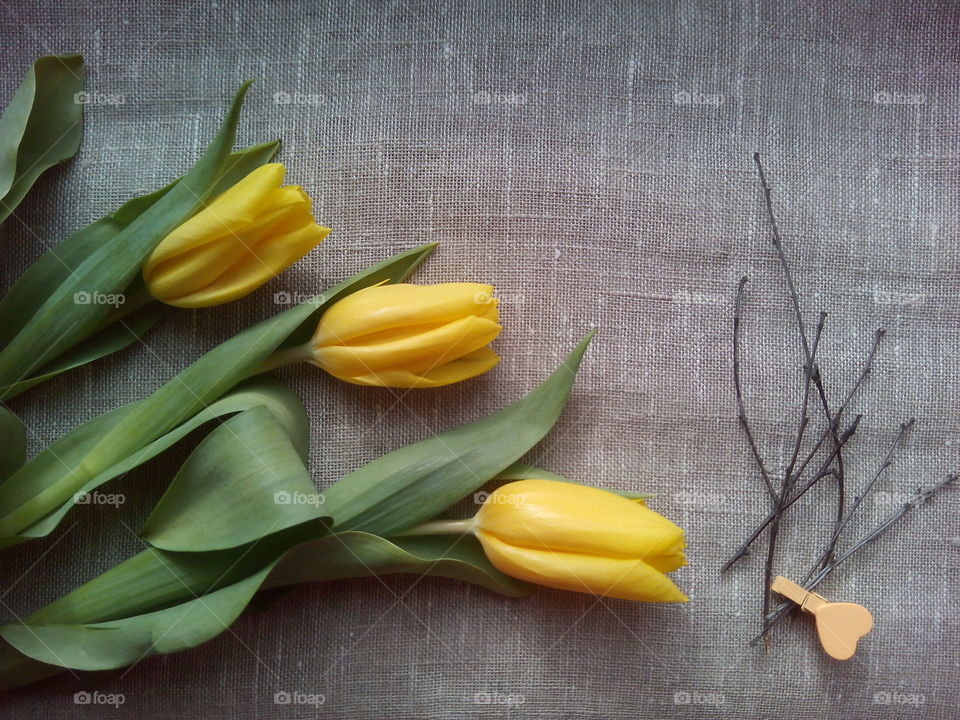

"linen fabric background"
[1,1,958,718]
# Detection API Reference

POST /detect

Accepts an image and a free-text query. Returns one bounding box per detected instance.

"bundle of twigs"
[725,154,956,646]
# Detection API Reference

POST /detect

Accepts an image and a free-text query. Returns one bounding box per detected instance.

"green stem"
[394,518,476,537]
[257,342,315,374]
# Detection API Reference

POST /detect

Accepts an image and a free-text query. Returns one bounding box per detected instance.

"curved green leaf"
[0,407,26,482]
[0,376,308,548]
[2,565,271,673]
[0,81,253,389]
[26,523,331,628]
[322,331,596,535]
[0,244,436,547]
[0,55,84,224]
[142,405,325,552]
[0,304,162,400]
[0,530,526,686]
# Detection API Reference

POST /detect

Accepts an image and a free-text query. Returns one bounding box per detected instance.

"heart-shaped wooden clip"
[771,576,873,660]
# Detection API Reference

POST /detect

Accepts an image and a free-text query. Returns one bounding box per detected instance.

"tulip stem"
[394,518,475,537]
[257,342,314,374]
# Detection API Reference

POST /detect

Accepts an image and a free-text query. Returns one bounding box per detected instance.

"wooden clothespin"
[771,576,873,660]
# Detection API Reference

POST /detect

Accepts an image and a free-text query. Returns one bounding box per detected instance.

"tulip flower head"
[305,282,502,388]
[142,163,329,308]
[473,479,687,602]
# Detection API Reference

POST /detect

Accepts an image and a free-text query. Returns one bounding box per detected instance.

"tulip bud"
[473,479,688,602]
[142,163,330,308]
[306,283,502,387]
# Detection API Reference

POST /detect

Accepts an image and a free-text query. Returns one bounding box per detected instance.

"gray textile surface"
[1,1,958,718]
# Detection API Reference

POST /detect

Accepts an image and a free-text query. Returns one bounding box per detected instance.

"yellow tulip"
[142,163,329,308]
[473,479,688,602]
[306,282,502,387]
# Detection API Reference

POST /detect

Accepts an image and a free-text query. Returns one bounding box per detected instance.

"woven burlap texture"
[1,1,957,718]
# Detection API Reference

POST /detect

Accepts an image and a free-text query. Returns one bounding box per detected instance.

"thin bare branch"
[755,154,848,548]
[753,152,811,360]
[721,416,862,572]
[722,326,883,570]
[784,312,827,494]
[733,276,778,502]
[814,418,916,571]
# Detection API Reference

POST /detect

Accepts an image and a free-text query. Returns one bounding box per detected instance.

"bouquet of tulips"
[0,58,687,691]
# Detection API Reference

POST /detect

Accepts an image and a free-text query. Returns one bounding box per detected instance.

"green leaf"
[142,405,326,552]
[2,565,273,672]
[0,376,307,548]
[0,304,162,400]
[265,532,530,597]
[0,244,436,547]
[322,331,596,535]
[0,141,280,354]
[16,531,525,634]
[0,407,26,482]
[27,523,331,628]
[0,55,84,224]
[0,531,526,685]
[0,81,254,389]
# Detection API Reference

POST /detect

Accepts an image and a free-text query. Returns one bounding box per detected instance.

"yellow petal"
[143,163,330,308]
[261,184,311,215]
[643,541,687,574]
[143,163,285,269]
[313,283,498,347]
[476,530,688,602]
[311,314,502,377]
[167,222,329,308]
[143,203,294,300]
[476,479,686,564]
[332,347,500,387]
